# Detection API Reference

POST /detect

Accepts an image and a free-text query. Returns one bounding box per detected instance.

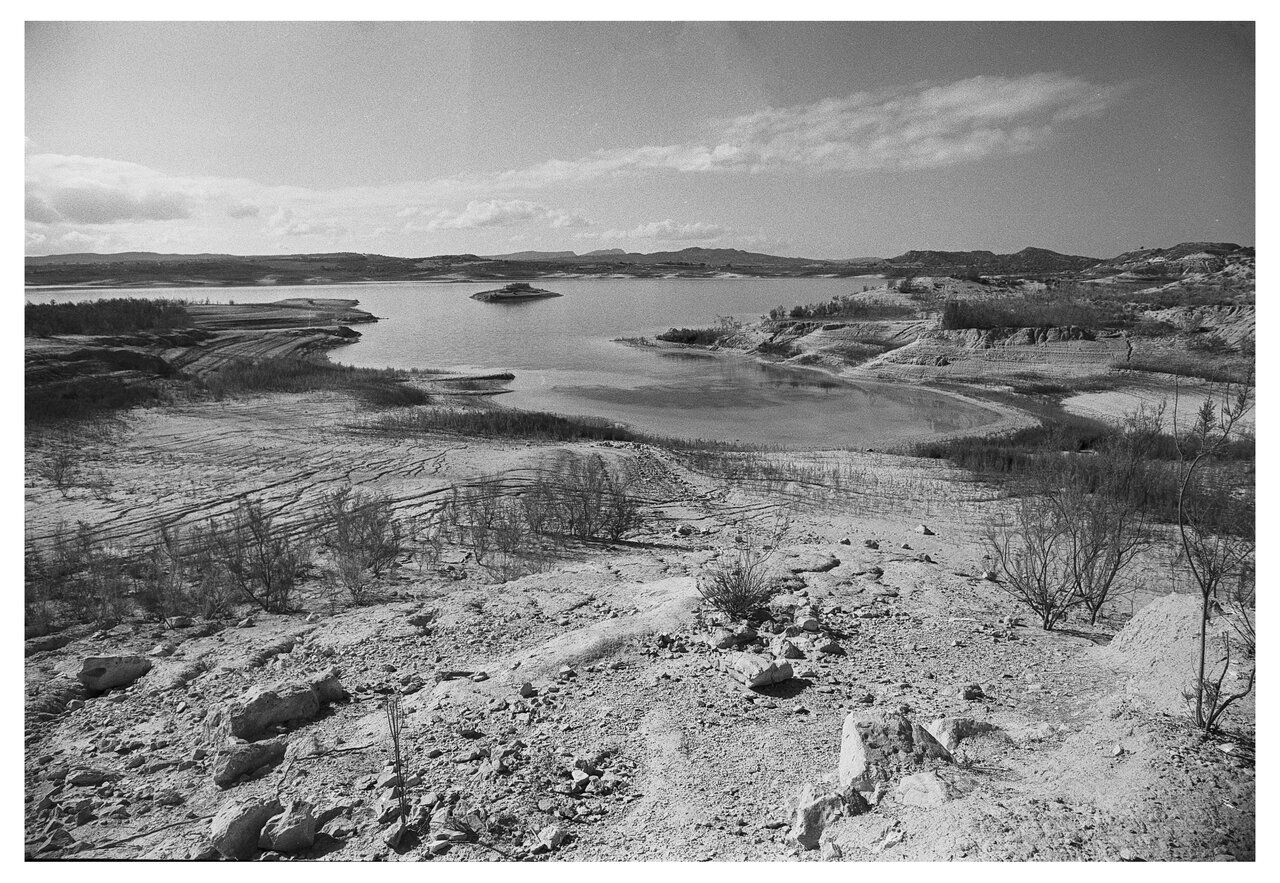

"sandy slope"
[22,386,1254,861]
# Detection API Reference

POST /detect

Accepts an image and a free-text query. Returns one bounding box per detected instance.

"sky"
[24,21,1255,259]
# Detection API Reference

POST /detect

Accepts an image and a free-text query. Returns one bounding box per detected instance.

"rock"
[796,612,821,632]
[284,733,323,763]
[812,637,846,656]
[384,822,414,850]
[538,823,568,850]
[864,539,880,549]
[721,652,793,689]
[789,784,846,850]
[237,617,254,628]
[895,771,951,808]
[210,797,282,860]
[982,570,999,581]
[960,684,985,701]
[166,616,194,628]
[771,638,805,659]
[518,682,537,698]
[205,673,344,740]
[150,643,176,657]
[77,656,151,692]
[707,628,736,649]
[258,799,316,853]
[37,827,75,854]
[926,717,998,752]
[790,553,840,573]
[66,767,119,787]
[310,668,348,703]
[838,711,951,801]
[211,738,287,788]
[916,524,934,536]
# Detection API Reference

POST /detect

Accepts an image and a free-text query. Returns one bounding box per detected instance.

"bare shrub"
[698,518,789,619]
[26,523,131,631]
[203,499,310,613]
[322,487,406,603]
[1182,634,1255,734]
[1173,378,1255,733]
[985,497,1078,630]
[136,525,189,619]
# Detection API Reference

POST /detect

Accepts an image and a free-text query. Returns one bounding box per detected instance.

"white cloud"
[596,219,727,242]
[23,72,1119,253]
[265,207,349,237]
[493,73,1121,185]
[413,199,591,232]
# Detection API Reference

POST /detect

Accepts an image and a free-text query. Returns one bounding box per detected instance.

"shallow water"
[27,277,1002,448]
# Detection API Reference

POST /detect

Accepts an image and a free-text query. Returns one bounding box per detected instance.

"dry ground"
[23,384,1255,862]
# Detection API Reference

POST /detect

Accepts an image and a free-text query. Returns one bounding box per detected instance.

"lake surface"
[27,278,1003,448]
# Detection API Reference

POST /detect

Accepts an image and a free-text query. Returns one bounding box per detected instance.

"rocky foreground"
[22,386,1255,861]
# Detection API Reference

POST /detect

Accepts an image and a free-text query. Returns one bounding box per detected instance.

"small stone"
[916,524,935,536]
[960,684,985,701]
[538,823,568,850]
[895,771,951,808]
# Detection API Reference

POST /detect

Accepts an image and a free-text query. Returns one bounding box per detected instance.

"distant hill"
[26,241,1248,289]
[481,250,581,262]
[887,246,1099,275]
[24,251,242,265]
[1082,242,1253,280]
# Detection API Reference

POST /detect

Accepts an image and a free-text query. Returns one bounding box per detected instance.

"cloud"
[265,207,349,237]
[596,219,727,242]
[413,199,591,232]
[23,72,1119,253]
[25,154,195,224]
[494,72,1121,185]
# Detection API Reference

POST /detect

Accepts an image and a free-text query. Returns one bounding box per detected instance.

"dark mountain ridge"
[25,242,1250,288]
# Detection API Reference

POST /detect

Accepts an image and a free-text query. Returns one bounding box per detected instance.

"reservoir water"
[27,278,1002,448]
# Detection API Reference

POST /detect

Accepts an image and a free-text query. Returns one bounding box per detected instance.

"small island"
[470,281,563,303]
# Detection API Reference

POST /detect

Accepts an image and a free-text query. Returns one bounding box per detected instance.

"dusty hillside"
[23,385,1255,861]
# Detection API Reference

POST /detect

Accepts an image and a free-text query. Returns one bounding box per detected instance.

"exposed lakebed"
[28,277,1003,448]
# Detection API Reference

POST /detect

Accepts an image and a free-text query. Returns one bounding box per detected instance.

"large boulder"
[721,652,793,689]
[77,656,151,692]
[838,711,951,801]
[259,799,316,853]
[204,670,344,741]
[211,738,287,788]
[210,797,282,860]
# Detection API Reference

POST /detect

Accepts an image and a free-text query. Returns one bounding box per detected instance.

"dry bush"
[1173,378,1255,733]
[698,518,789,619]
[25,523,131,634]
[322,487,406,603]
[985,497,1079,631]
[201,499,310,613]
